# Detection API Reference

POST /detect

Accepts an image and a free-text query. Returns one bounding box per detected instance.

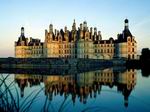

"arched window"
[128,37,131,42]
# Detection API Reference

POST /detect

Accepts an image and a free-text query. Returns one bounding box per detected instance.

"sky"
[0,0,150,57]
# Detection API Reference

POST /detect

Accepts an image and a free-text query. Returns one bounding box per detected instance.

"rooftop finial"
[72,19,76,30]
[21,27,24,36]
[124,18,129,30]
[125,18,129,23]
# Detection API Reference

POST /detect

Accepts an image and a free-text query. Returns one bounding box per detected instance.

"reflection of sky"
[0,0,150,57]
[131,70,150,109]
[1,69,150,111]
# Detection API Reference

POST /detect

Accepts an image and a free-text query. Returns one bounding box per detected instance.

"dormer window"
[128,37,131,42]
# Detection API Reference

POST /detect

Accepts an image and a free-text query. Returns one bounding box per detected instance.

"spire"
[98,31,102,40]
[19,27,26,45]
[124,18,129,30]
[83,21,87,31]
[72,19,76,31]
[21,27,24,36]
[123,19,132,38]
[49,24,53,33]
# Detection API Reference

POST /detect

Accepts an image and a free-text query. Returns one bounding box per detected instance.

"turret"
[80,23,83,30]
[49,24,53,33]
[72,19,76,31]
[124,19,129,30]
[94,27,97,35]
[21,27,25,36]
[83,21,87,31]
[64,26,69,41]
[55,29,57,36]
[94,27,97,41]
[64,26,67,33]
[123,19,132,39]
[90,27,93,34]
[20,27,26,42]
[45,29,48,37]
[98,31,102,40]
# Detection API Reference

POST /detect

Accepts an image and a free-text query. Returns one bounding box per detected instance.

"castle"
[15,19,137,59]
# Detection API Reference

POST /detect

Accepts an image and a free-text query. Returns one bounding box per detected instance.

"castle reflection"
[14,68,136,107]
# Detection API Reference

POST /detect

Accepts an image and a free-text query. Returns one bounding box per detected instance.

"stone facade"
[15,19,137,59]
[15,27,43,58]
[115,19,137,59]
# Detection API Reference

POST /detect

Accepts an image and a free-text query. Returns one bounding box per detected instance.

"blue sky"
[0,0,150,57]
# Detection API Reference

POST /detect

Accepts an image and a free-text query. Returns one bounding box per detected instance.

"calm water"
[0,68,150,112]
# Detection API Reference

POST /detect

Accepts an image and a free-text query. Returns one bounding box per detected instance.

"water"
[0,68,150,112]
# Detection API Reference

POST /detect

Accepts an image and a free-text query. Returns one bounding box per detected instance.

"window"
[132,48,134,52]
[128,55,131,59]
[107,49,109,53]
[95,49,97,53]
[128,38,131,41]
[111,49,113,53]
[132,55,134,59]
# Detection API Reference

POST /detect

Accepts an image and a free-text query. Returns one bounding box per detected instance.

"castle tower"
[80,23,83,30]
[94,27,97,41]
[64,26,67,32]
[123,18,132,39]
[83,21,87,31]
[45,29,48,38]
[98,31,102,40]
[49,24,53,33]
[90,27,93,40]
[72,19,76,31]
[94,27,97,34]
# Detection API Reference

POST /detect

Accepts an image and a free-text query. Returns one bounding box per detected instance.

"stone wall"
[0,58,114,69]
